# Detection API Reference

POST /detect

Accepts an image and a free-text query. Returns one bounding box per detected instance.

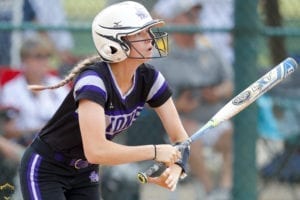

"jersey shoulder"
[137,63,160,82]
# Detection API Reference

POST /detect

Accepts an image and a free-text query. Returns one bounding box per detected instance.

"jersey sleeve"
[73,70,107,107]
[146,70,172,107]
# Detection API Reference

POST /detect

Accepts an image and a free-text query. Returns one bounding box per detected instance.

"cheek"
[129,43,142,55]
[26,60,50,72]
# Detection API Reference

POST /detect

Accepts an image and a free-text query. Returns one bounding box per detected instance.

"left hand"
[147,164,182,191]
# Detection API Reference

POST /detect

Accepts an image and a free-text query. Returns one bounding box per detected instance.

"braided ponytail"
[28,55,101,91]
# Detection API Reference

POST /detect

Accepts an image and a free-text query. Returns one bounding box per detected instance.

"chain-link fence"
[0,0,300,199]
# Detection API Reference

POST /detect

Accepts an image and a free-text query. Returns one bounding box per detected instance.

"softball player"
[19,1,190,199]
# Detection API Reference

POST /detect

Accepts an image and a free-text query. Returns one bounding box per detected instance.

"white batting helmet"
[92,1,168,62]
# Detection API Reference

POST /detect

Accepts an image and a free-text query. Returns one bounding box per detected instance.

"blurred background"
[0,0,300,199]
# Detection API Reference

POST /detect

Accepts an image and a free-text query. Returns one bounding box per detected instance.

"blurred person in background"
[105,0,157,12]
[23,0,80,75]
[0,35,69,199]
[0,0,79,69]
[151,0,234,199]
[0,35,69,147]
[0,106,22,199]
[198,0,234,65]
[106,0,235,65]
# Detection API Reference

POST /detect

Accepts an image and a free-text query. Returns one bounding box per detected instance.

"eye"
[148,29,155,38]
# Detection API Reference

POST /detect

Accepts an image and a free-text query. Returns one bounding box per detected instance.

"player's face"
[125,29,154,61]
[23,52,52,76]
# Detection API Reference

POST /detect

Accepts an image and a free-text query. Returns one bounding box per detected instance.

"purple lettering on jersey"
[105,106,143,138]
[106,117,115,133]
[123,114,135,129]
[114,117,125,132]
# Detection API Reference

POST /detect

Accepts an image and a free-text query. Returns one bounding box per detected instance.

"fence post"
[232,0,259,200]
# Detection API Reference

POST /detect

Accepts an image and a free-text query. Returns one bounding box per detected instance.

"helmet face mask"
[151,30,169,58]
[121,29,169,60]
[92,1,169,62]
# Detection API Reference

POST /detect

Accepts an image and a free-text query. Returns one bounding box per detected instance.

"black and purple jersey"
[39,61,172,158]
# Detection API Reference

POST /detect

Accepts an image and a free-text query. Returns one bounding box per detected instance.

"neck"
[109,59,143,95]
[24,72,44,85]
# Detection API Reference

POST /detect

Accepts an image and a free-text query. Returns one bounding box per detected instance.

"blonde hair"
[20,36,54,60]
[29,55,101,91]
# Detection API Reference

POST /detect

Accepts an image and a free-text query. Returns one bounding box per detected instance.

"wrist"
[174,163,187,179]
[173,142,190,179]
[153,144,157,160]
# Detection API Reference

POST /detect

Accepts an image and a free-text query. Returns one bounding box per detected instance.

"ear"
[102,45,115,55]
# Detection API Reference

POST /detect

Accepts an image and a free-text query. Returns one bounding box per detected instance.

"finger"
[164,171,178,189]
[165,174,173,185]
[175,152,181,162]
[162,168,171,177]
[174,152,181,163]
[171,151,178,163]
[166,176,177,190]
[148,175,170,190]
[177,150,182,159]
[166,177,177,191]
[147,176,159,184]
[171,183,177,191]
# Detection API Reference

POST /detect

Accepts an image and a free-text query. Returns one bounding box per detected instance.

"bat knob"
[137,172,148,184]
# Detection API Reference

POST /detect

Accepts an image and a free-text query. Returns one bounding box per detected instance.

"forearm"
[84,140,156,165]
[155,98,189,143]
[3,120,40,139]
[79,100,180,166]
[164,115,188,143]
[214,80,233,99]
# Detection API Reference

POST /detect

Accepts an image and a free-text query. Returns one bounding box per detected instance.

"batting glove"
[174,141,190,179]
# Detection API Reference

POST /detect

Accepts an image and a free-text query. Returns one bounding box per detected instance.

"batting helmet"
[92,1,168,62]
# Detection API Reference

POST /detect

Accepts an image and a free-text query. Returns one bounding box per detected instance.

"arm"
[202,80,234,103]
[154,97,189,143]
[214,79,234,99]
[148,97,190,190]
[2,118,40,141]
[78,99,180,166]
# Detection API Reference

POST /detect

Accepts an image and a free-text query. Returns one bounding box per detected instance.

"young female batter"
[19,1,190,199]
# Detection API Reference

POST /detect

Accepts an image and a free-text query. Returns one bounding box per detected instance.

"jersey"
[39,61,172,158]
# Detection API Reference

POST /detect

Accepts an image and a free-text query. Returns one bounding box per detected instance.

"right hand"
[147,164,182,191]
[154,144,181,166]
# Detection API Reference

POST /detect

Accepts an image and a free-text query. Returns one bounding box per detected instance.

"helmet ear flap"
[97,41,130,62]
